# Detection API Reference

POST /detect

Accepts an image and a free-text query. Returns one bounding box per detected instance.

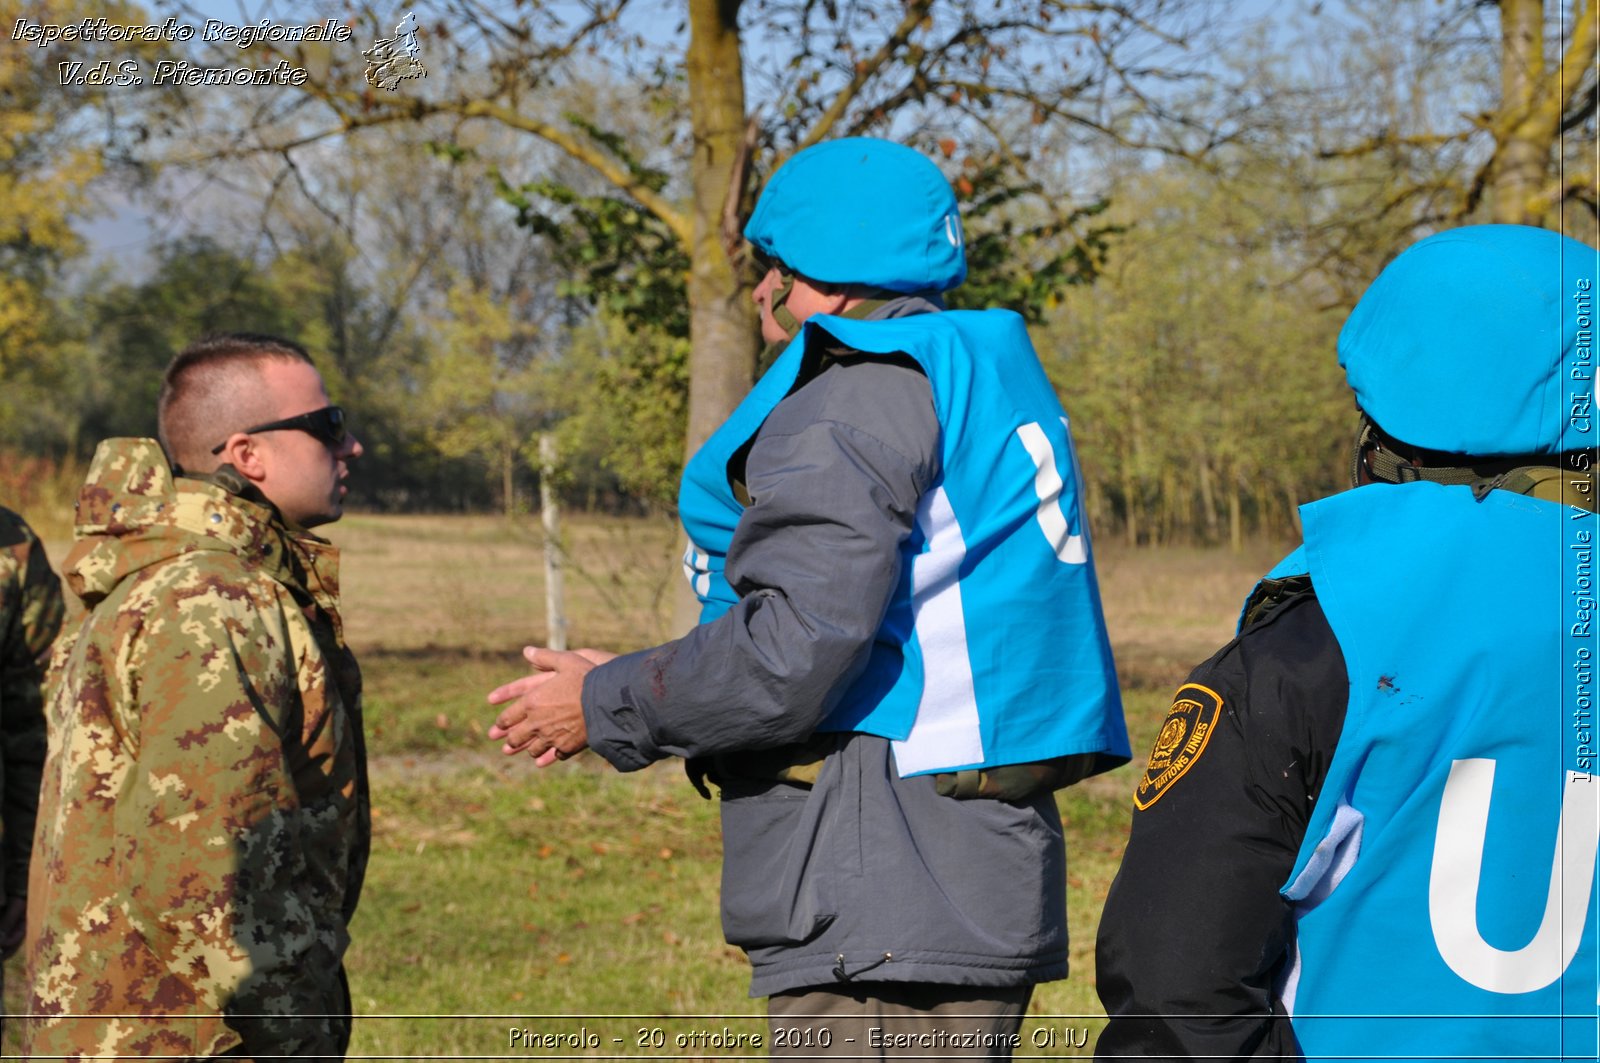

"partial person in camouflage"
[0,505,64,1038]
[24,334,369,1060]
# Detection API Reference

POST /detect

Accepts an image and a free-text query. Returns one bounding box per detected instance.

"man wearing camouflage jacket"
[25,334,368,1059]
[0,505,63,1037]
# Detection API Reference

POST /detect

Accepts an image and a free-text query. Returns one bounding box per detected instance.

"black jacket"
[1095,590,1348,1060]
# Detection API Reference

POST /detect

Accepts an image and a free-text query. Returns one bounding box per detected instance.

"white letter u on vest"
[1429,759,1599,997]
[1015,420,1087,564]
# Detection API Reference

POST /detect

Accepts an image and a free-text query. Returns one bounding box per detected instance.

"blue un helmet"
[1340,224,1599,457]
[744,137,967,294]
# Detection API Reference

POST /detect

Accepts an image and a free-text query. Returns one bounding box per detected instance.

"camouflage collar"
[184,461,341,614]
[65,438,308,603]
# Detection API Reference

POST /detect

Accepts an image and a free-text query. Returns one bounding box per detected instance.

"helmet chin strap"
[756,278,901,376]
[1349,419,1374,489]
[769,270,801,338]
[1356,415,1519,489]
[769,269,899,340]
[1353,413,1597,511]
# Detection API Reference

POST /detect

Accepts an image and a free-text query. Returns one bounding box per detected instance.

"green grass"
[23,513,1288,1058]
[336,685,1180,1056]
[342,701,1173,1056]
[346,759,752,1056]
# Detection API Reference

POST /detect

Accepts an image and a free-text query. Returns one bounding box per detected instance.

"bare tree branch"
[793,0,934,154]
[171,88,693,246]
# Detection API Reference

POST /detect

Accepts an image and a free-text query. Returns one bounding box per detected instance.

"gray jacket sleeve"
[581,354,940,771]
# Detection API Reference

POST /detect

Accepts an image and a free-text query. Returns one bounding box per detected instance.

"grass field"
[19,513,1288,1058]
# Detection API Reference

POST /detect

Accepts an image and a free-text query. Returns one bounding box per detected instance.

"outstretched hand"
[487,646,617,766]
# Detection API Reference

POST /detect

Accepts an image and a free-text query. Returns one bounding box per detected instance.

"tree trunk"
[1085,469,1104,539]
[1495,0,1547,225]
[1283,480,1303,541]
[1491,0,1600,226]
[1197,455,1220,544]
[1228,482,1243,555]
[1251,482,1267,543]
[1122,453,1139,548]
[502,438,515,519]
[1161,468,1181,546]
[678,0,757,633]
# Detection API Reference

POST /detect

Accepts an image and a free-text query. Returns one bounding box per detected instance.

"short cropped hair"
[158,333,314,473]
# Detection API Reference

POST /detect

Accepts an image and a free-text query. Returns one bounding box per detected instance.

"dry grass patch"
[336,512,684,654]
[1093,541,1287,694]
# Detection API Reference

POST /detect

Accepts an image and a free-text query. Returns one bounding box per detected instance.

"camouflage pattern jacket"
[0,506,64,913]
[25,439,369,1060]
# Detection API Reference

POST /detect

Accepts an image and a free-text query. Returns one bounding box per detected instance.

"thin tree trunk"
[1086,471,1105,540]
[1197,456,1220,544]
[1157,469,1173,546]
[679,0,757,634]
[502,439,515,519]
[540,433,568,651]
[1228,482,1243,555]
[1122,456,1139,548]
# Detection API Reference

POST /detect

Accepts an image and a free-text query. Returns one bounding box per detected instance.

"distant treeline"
[5,195,1351,547]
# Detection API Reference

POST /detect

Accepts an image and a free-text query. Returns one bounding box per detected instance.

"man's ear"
[815,284,852,315]
[216,435,268,483]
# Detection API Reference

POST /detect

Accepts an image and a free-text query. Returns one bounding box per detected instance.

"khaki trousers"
[768,983,1032,1059]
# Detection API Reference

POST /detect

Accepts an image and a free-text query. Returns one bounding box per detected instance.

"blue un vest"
[1263,482,1599,1060]
[679,310,1128,777]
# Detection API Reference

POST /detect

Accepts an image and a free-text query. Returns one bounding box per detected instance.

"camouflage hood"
[64,438,299,609]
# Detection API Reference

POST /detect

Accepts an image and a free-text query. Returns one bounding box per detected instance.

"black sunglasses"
[211,405,348,455]
[749,245,792,276]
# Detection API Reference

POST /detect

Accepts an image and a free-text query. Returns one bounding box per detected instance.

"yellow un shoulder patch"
[1133,682,1223,810]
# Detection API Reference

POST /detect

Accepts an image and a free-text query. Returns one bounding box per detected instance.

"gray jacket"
[583,301,1069,995]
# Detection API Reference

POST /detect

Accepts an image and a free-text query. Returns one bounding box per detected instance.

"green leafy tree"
[0,0,177,449]
[83,237,306,444]
[555,311,691,511]
[1046,163,1350,547]
[0,0,105,372]
[420,280,550,517]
